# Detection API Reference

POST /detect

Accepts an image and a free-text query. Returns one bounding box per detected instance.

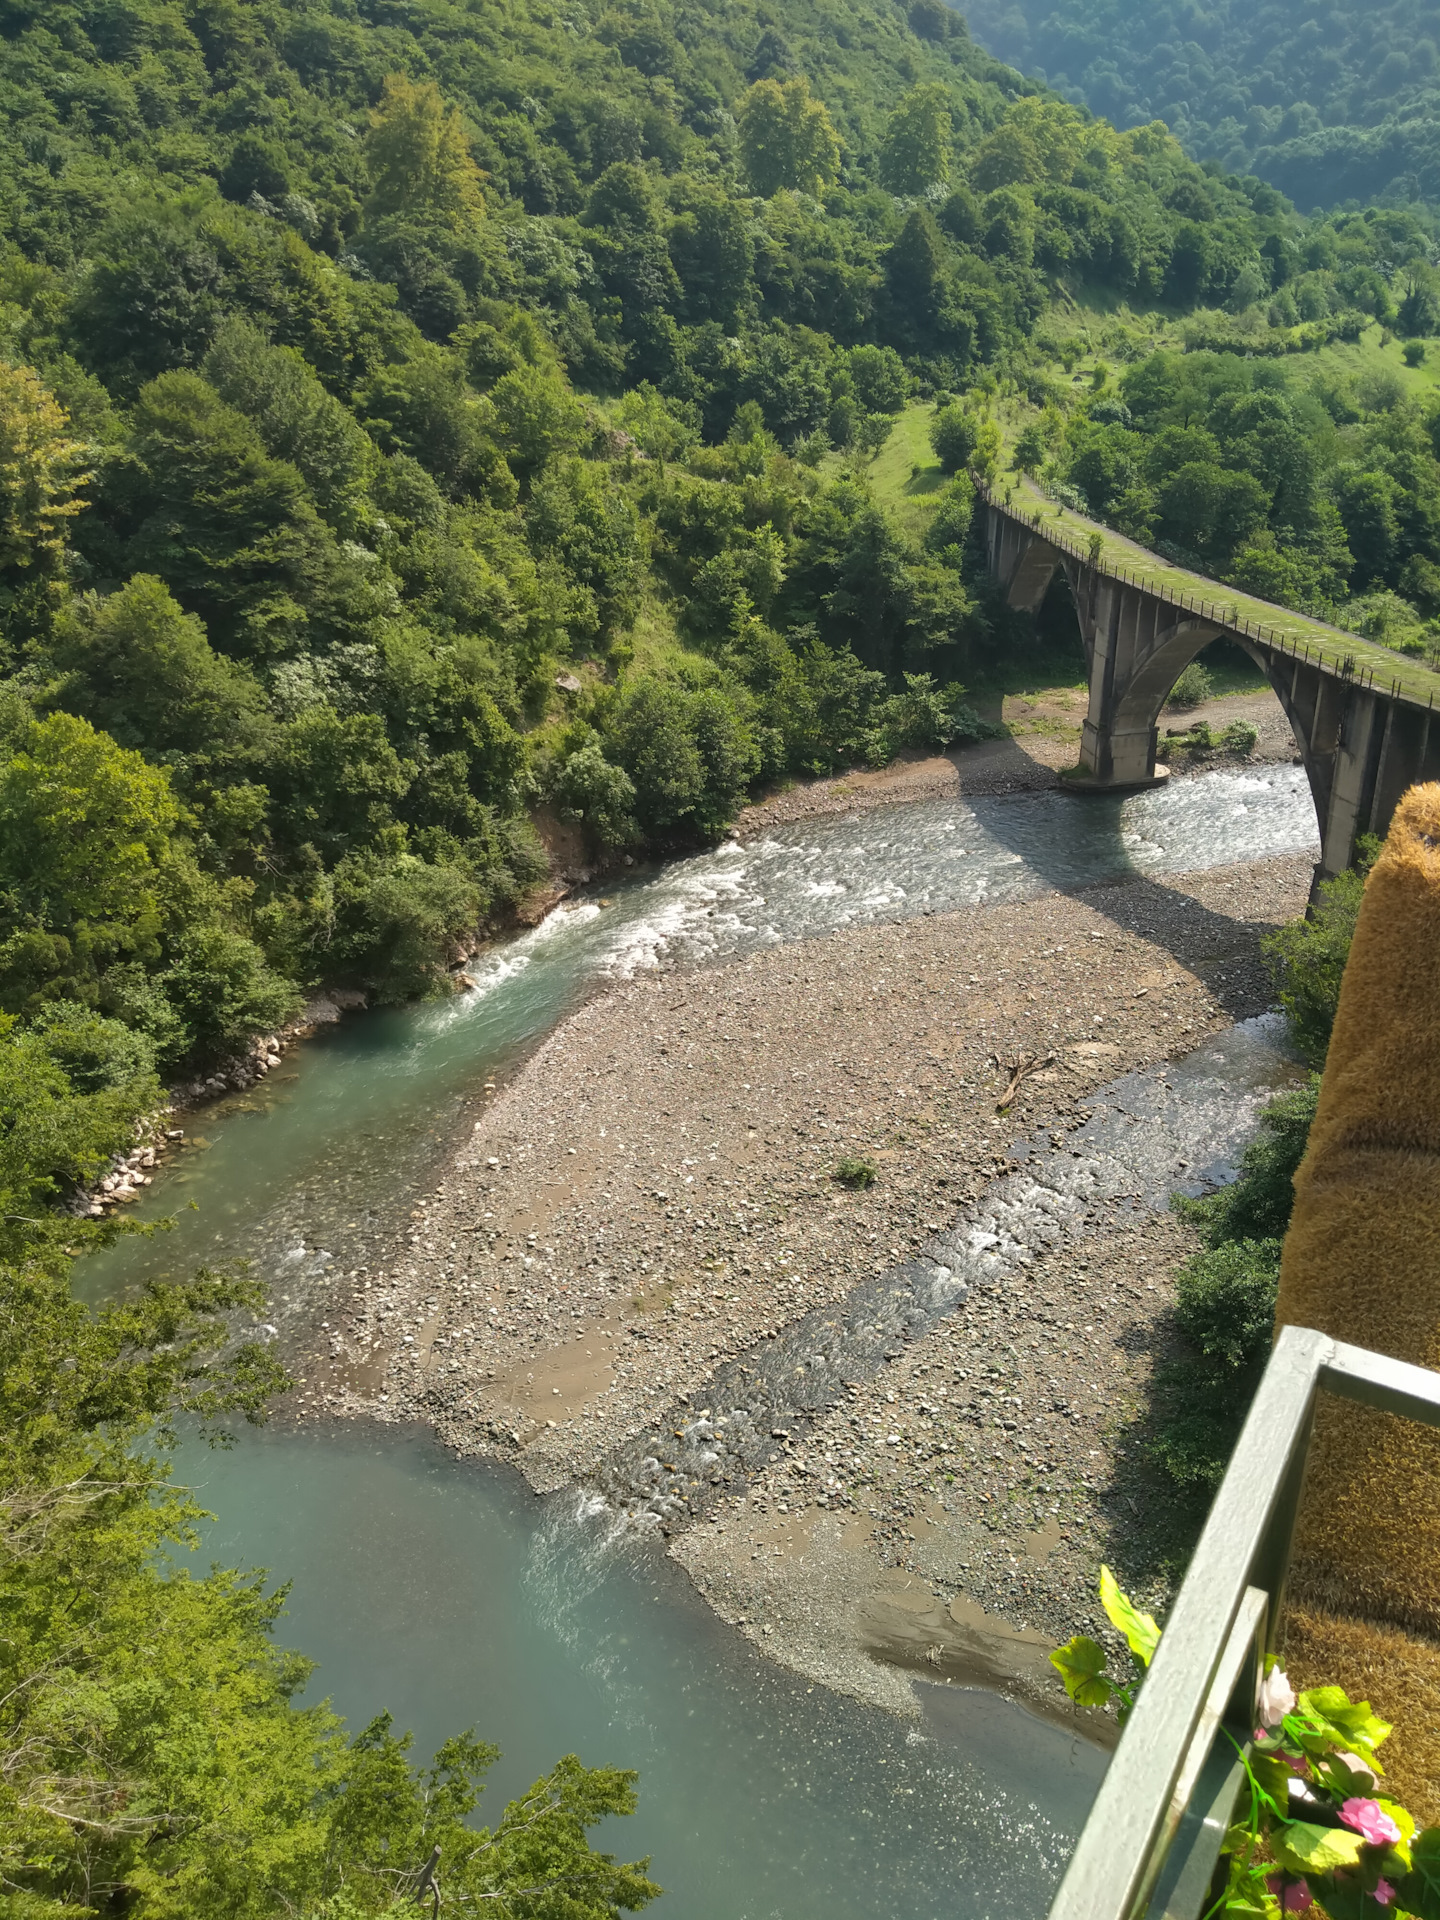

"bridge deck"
[987,478,1440,715]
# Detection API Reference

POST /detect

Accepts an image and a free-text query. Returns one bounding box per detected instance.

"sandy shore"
[298,809,1314,1720]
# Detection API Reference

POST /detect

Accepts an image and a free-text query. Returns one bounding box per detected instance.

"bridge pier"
[981,496,1440,876]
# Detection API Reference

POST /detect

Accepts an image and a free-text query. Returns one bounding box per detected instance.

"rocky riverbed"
[293,835,1314,1718]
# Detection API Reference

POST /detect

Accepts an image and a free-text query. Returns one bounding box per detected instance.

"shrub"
[1151,1238,1283,1488]
[1153,1079,1319,1491]
[833,1156,877,1188]
[1262,862,1369,1066]
[870,672,991,760]
[1166,661,1213,708]
[1177,1079,1320,1247]
[1220,718,1259,752]
[554,741,637,849]
[161,924,303,1063]
[1404,339,1427,366]
[330,855,482,1004]
[28,1000,159,1096]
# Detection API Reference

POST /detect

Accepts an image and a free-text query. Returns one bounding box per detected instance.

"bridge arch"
[1108,617,1339,845]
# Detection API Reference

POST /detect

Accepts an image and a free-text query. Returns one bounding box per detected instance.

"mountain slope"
[961,0,1440,211]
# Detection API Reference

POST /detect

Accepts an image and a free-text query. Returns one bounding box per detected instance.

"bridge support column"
[1076,716,1165,788]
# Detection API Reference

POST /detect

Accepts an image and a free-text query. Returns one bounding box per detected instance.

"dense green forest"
[963,0,1440,212]
[1034,313,1440,657]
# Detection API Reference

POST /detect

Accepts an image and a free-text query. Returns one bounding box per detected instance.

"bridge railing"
[1046,1324,1440,1920]
[979,485,1438,712]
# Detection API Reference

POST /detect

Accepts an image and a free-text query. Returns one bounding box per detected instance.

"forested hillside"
[0,0,1405,1094]
[963,0,1440,212]
[1035,321,1440,659]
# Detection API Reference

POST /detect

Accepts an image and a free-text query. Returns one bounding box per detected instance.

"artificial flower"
[1266,1873,1313,1912]
[1258,1665,1297,1727]
[1338,1799,1402,1847]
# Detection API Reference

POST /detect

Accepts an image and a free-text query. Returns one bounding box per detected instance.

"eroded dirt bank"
[295,839,1312,1718]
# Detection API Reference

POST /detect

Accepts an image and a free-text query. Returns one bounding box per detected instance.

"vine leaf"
[1099,1565,1161,1667]
[1272,1822,1366,1877]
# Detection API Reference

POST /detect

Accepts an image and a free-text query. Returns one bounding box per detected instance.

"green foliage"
[1152,1236,1282,1489]
[1166,662,1213,709]
[0,0,1420,1085]
[963,0,1440,214]
[879,84,953,196]
[1152,1081,1319,1490]
[1264,867,1368,1067]
[930,404,999,478]
[555,742,638,850]
[0,1016,657,1919]
[833,1156,877,1187]
[1050,1565,1157,1722]
[738,77,841,197]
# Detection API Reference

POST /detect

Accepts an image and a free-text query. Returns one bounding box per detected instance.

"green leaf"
[1296,1686,1392,1764]
[1272,1821,1366,1876]
[1395,1829,1440,1920]
[1378,1796,1416,1869]
[1099,1565,1161,1667]
[1050,1635,1114,1707]
[1248,1753,1292,1816]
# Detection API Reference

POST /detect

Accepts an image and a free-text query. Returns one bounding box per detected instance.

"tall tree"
[365,73,487,230]
[738,77,841,197]
[878,83,953,195]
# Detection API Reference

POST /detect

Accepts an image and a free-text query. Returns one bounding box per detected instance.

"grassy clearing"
[1301,322,1440,403]
[856,401,949,532]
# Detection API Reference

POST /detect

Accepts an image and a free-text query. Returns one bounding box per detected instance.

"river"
[83,763,1320,1918]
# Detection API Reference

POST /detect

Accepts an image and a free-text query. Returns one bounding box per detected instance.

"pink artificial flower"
[1339,1799,1402,1847]
[1374,1879,1396,1907]
[1266,1874,1314,1912]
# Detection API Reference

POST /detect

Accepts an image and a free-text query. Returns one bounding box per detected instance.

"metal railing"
[1048,1325,1440,1920]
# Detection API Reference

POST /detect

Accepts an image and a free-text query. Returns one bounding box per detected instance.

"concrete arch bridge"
[982,494,1440,880]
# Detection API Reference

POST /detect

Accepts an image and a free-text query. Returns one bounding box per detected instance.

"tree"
[668,184,755,328]
[737,77,841,198]
[484,363,589,481]
[845,345,910,415]
[118,372,337,658]
[0,364,92,576]
[365,73,486,230]
[883,207,947,335]
[930,403,997,477]
[878,84,952,196]
[203,321,376,532]
[1331,467,1402,586]
[0,712,179,946]
[47,574,271,771]
[555,741,637,848]
[273,707,410,859]
[0,1150,659,1916]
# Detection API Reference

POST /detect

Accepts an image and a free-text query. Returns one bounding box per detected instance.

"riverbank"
[296,826,1314,1718]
